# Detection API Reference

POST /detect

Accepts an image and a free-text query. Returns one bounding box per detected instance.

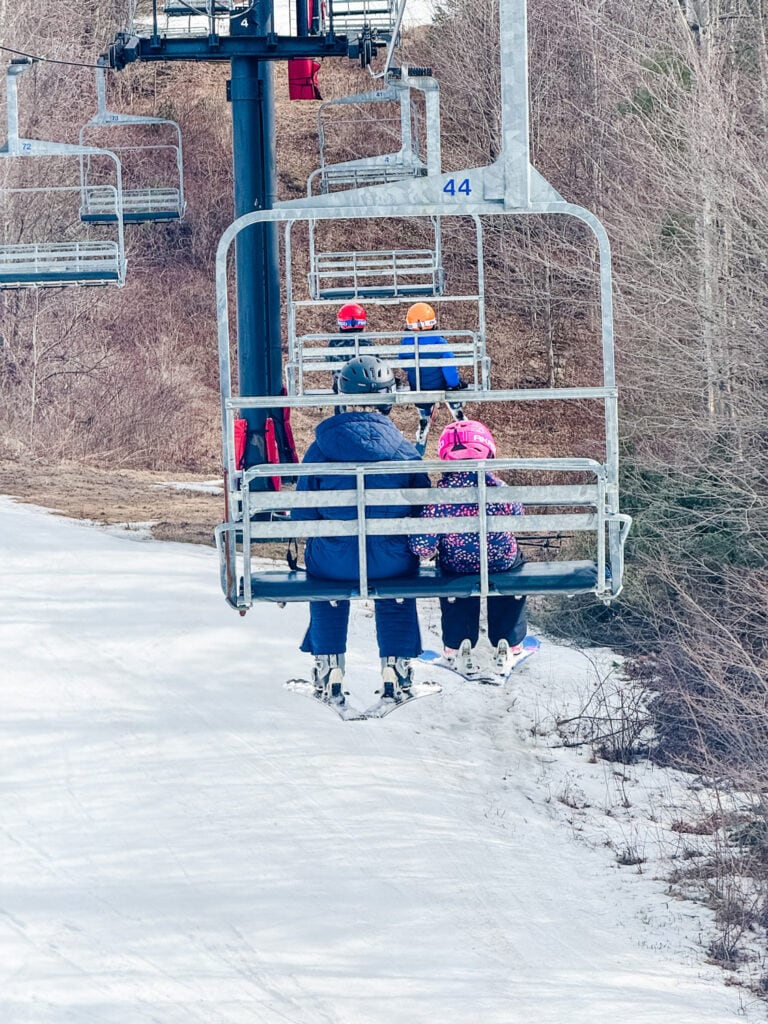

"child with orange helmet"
[409,419,528,676]
[399,302,463,390]
[399,302,468,453]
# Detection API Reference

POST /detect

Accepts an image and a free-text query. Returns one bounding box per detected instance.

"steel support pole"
[230,48,282,470]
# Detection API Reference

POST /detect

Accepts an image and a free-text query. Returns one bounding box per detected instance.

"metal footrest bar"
[308,247,444,300]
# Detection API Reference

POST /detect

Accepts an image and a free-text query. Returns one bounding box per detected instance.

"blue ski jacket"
[292,411,429,581]
[398,334,461,390]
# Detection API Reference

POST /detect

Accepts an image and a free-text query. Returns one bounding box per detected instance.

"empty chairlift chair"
[0,60,126,289]
[128,0,234,39]
[162,0,234,17]
[306,215,444,300]
[320,0,405,49]
[306,71,445,301]
[79,64,185,224]
[307,70,440,195]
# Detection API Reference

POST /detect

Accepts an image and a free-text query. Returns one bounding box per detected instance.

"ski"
[362,680,442,719]
[419,635,541,685]
[284,678,367,721]
[414,408,436,457]
[284,678,441,720]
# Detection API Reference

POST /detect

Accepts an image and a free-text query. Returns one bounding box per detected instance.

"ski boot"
[414,410,434,456]
[312,654,346,703]
[493,639,524,675]
[380,657,414,701]
[455,638,481,679]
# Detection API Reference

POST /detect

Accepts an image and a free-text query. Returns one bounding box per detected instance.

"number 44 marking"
[443,177,472,197]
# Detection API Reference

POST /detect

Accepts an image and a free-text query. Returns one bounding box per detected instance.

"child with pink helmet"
[409,419,528,675]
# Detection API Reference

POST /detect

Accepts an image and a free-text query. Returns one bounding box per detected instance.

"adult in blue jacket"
[292,356,429,699]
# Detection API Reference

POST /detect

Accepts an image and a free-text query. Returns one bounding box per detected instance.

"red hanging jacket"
[288,59,321,101]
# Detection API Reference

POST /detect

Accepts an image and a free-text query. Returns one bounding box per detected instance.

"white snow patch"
[0,494,763,1024]
[155,479,223,495]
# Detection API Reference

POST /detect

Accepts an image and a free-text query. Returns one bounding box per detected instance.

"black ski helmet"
[337,355,396,403]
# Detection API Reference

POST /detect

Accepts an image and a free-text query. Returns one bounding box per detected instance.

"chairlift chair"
[284,213,487,397]
[79,64,185,224]
[163,0,234,14]
[215,201,630,611]
[306,214,444,301]
[211,0,631,612]
[305,71,446,310]
[0,60,126,289]
[320,0,404,44]
[308,70,441,195]
[129,0,235,41]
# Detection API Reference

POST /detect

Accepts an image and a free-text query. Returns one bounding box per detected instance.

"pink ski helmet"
[438,420,497,460]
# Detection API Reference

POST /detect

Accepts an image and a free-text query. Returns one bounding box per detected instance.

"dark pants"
[416,402,465,418]
[300,599,422,658]
[439,594,527,650]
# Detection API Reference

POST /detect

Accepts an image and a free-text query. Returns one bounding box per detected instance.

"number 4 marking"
[443,177,472,197]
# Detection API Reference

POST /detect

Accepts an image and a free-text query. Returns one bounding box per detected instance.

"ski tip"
[419,649,443,662]
[363,681,442,718]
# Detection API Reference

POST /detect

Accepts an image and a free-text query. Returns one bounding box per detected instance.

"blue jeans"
[300,599,422,658]
[439,594,527,649]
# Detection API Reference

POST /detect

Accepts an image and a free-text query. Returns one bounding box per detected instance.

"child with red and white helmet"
[329,303,372,391]
[409,419,528,675]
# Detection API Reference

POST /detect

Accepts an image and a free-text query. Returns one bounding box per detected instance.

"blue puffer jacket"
[292,411,430,581]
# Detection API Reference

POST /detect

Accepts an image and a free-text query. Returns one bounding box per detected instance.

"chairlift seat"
[81,185,183,223]
[79,65,186,227]
[0,242,123,287]
[325,0,399,35]
[245,560,600,603]
[319,163,426,191]
[320,285,438,300]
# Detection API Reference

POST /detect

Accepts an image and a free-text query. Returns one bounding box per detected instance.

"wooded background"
[1,1,767,841]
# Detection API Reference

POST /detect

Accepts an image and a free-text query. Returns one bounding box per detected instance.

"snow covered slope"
[0,497,760,1023]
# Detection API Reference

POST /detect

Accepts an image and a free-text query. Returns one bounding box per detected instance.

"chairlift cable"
[0,44,103,69]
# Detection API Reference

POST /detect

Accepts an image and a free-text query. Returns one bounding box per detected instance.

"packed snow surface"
[0,496,761,1023]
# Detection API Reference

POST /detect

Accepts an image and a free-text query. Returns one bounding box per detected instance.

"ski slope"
[0,496,760,1023]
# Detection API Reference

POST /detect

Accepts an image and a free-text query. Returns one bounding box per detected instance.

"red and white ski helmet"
[337,302,367,331]
[438,420,497,460]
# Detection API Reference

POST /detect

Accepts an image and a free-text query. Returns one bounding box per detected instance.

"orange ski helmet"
[406,302,437,331]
